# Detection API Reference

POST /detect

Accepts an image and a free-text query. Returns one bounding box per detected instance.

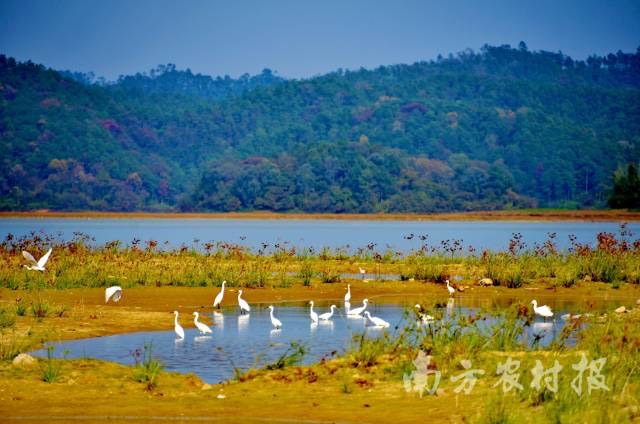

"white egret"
[238,290,250,314]
[173,311,185,339]
[192,312,212,335]
[344,284,351,302]
[213,281,226,309]
[364,311,390,328]
[446,279,455,297]
[414,304,434,323]
[319,304,337,321]
[359,267,366,279]
[531,300,553,321]
[347,298,368,315]
[105,286,123,303]
[268,305,282,329]
[22,248,52,272]
[309,301,319,323]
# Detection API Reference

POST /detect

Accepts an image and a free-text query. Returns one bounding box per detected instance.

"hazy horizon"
[1,0,638,81]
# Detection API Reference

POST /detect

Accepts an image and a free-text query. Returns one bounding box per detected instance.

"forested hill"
[1,44,639,212]
[61,65,284,100]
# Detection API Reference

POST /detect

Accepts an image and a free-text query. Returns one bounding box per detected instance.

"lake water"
[1,218,636,253]
[32,299,600,383]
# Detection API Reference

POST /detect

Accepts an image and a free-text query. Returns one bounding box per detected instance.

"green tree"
[608,163,640,209]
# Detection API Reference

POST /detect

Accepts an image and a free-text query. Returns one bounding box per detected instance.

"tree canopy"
[1,44,639,212]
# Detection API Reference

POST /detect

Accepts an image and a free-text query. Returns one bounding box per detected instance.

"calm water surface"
[32,299,611,383]
[1,218,636,252]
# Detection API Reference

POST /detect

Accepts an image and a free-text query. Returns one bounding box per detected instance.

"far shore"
[1,209,639,222]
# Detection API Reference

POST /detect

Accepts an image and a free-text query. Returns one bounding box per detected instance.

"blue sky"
[1,0,638,80]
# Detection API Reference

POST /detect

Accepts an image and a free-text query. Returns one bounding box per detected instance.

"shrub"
[30,298,50,318]
[348,333,388,368]
[14,301,27,316]
[41,345,64,383]
[298,260,314,286]
[0,308,16,329]
[265,342,306,370]
[133,343,164,390]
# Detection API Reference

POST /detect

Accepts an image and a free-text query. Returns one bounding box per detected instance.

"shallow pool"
[31,299,598,383]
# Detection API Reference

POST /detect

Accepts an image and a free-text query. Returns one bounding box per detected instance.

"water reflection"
[213,311,224,329]
[237,314,250,333]
[269,328,282,337]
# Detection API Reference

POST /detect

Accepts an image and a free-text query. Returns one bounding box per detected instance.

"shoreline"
[1,209,639,222]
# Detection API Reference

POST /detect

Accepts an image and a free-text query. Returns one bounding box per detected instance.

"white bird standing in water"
[359,267,366,279]
[309,301,319,323]
[347,298,368,315]
[344,284,351,302]
[531,300,553,321]
[364,311,390,328]
[105,286,123,303]
[213,281,226,309]
[22,248,52,272]
[319,304,337,321]
[192,312,212,335]
[238,290,250,314]
[446,279,455,297]
[268,305,282,329]
[173,311,185,339]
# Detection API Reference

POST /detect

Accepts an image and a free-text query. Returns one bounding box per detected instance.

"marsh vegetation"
[0,226,638,422]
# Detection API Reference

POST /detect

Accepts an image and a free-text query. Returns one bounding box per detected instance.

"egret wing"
[22,251,37,265]
[37,248,53,267]
[105,286,122,303]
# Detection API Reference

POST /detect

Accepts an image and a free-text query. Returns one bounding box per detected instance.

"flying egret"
[446,280,455,297]
[531,300,553,321]
[173,311,185,339]
[213,281,226,309]
[192,311,212,335]
[319,304,337,321]
[238,290,250,314]
[268,305,282,329]
[364,311,390,328]
[414,304,434,323]
[22,248,52,272]
[105,286,122,303]
[359,267,366,279]
[347,298,368,315]
[309,301,319,323]
[344,284,351,303]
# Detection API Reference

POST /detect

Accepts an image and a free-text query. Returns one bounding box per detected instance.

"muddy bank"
[2,209,639,221]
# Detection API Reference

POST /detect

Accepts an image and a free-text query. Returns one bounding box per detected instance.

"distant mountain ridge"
[1,44,639,212]
[60,65,284,100]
